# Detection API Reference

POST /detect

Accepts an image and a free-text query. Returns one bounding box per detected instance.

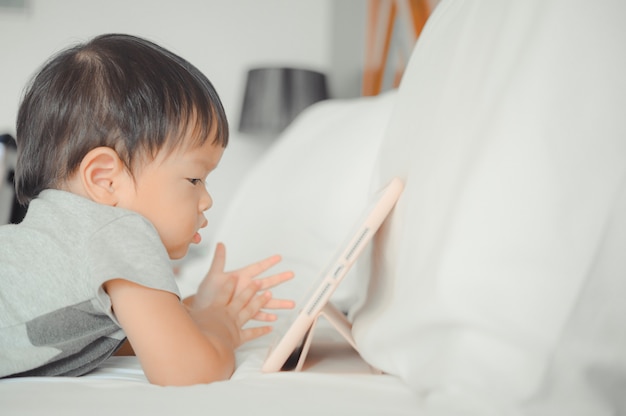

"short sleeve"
[86,213,181,322]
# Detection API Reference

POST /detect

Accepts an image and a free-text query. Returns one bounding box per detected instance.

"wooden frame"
[362,0,431,96]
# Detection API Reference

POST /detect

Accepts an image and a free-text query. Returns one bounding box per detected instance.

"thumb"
[206,242,227,277]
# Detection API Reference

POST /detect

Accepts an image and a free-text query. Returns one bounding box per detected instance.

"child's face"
[117,138,224,259]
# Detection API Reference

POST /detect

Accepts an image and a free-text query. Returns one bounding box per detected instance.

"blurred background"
[0,0,370,135]
[0,0,438,245]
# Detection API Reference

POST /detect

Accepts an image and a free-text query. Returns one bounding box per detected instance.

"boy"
[0,34,294,386]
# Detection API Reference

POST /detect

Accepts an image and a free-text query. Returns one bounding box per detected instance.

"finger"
[252,310,278,322]
[263,298,296,310]
[237,291,272,325]
[239,325,272,344]
[237,254,283,279]
[228,280,262,312]
[255,271,295,291]
[206,242,227,277]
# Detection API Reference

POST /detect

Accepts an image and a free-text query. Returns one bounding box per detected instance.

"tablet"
[261,177,404,373]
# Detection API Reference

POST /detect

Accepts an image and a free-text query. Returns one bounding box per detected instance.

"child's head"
[15,33,229,205]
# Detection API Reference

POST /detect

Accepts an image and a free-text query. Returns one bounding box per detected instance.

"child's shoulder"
[18,190,158,247]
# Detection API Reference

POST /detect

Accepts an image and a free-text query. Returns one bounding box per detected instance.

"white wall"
[0,0,332,135]
[0,0,336,245]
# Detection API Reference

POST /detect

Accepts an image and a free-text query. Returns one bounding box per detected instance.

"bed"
[2,0,626,414]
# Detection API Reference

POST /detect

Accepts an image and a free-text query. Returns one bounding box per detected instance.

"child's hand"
[192,243,295,320]
[189,276,274,349]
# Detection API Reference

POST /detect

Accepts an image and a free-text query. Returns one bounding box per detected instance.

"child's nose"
[200,187,212,212]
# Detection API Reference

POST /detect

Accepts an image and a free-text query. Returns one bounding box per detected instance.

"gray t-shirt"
[0,190,180,378]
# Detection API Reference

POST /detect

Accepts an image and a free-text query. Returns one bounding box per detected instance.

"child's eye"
[187,178,202,186]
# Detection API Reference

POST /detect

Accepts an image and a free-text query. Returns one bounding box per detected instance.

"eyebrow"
[186,151,219,172]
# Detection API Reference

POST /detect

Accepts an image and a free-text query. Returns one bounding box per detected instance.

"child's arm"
[104,276,270,386]
[114,244,295,360]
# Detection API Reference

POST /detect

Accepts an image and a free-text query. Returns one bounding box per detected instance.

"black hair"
[15,33,229,204]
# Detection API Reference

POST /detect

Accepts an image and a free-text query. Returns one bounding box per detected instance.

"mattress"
[0,321,420,416]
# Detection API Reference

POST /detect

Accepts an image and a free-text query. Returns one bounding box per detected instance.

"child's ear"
[79,147,128,205]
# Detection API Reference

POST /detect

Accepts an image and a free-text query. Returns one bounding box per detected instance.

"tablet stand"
[292,302,381,374]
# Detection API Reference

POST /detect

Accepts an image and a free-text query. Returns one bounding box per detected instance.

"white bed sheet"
[0,321,421,416]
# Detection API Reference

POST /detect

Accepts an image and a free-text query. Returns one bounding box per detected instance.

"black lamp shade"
[238,67,329,135]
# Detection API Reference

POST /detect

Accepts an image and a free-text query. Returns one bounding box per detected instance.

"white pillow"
[179,91,397,313]
[352,0,626,413]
